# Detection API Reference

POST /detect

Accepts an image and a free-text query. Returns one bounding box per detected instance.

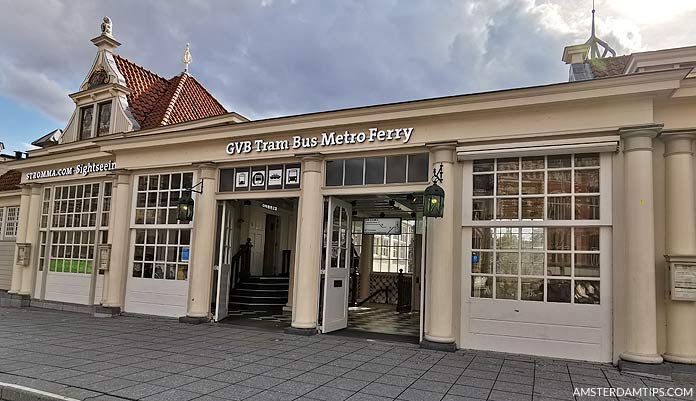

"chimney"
[563,44,590,65]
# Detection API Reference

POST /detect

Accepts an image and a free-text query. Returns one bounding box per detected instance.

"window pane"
[548,227,571,250]
[496,252,519,275]
[547,253,571,276]
[575,169,599,193]
[472,276,492,298]
[548,154,571,169]
[497,173,519,195]
[497,158,519,171]
[344,159,364,186]
[472,199,493,221]
[472,227,494,249]
[520,227,544,249]
[496,199,519,220]
[575,227,599,251]
[547,170,571,194]
[473,159,494,172]
[365,157,385,184]
[97,102,111,136]
[575,280,600,304]
[575,196,600,220]
[325,160,344,186]
[496,227,519,249]
[79,106,93,140]
[472,252,493,274]
[521,253,544,276]
[521,172,544,194]
[521,156,544,170]
[575,153,599,167]
[386,155,407,183]
[473,174,494,196]
[521,198,543,220]
[496,277,518,300]
[575,254,600,277]
[407,153,429,182]
[547,196,571,220]
[521,278,544,301]
[547,279,571,303]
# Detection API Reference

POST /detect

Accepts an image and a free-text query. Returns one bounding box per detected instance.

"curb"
[0,383,80,401]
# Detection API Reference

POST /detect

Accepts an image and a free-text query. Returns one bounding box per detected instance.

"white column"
[358,234,373,301]
[9,186,31,294]
[423,144,457,351]
[19,185,42,296]
[183,164,218,321]
[103,171,132,310]
[289,155,323,333]
[619,125,663,364]
[663,132,696,364]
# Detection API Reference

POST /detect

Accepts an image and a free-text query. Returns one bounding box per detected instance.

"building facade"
[2,19,696,366]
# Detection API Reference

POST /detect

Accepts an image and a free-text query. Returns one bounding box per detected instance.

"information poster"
[673,263,696,301]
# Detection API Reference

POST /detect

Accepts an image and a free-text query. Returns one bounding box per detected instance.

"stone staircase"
[229,276,289,310]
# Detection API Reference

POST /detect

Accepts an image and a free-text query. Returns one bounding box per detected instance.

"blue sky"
[1,0,695,154]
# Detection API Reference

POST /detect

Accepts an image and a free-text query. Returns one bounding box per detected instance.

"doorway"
[319,193,424,340]
[263,214,280,276]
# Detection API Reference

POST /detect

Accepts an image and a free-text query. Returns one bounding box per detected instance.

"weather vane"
[585,0,616,59]
[182,43,192,74]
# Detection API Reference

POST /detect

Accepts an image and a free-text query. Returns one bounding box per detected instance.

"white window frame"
[1,206,20,240]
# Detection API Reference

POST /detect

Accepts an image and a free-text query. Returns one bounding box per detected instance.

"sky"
[0,0,695,153]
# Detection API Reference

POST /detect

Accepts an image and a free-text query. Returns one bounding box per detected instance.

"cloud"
[0,0,693,135]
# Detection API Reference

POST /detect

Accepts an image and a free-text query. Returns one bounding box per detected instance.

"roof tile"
[0,170,21,192]
[588,55,630,78]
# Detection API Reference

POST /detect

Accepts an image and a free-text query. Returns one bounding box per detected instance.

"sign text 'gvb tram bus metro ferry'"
[226,126,414,155]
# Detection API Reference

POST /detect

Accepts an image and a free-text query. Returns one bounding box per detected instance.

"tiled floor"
[348,304,419,338]
[0,307,693,401]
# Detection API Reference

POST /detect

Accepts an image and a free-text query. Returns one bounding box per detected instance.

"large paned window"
[326,153,429,186]
[1,206,19,239]
[41,182,111,274]
[79,106,94,140]
[470,154,603,305]
[97,102,112,136]
[131,172,194,281]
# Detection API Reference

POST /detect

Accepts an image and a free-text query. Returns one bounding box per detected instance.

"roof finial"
[585,1,616,59]
[101,16,112,37]
[182,43,192,74]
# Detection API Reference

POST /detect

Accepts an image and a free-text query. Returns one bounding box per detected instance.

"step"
[229,303,286,311]
[230,296,288,304]
[243,276,289,283]
[233,289,288,297]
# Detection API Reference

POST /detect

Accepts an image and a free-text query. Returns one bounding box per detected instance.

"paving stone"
[83,377,141,392]
[346,393,394,401]
[245,390,301,401]
[397,388,445,401]
[326,377,371,391]
[493,380,533,394]
[238,374,287,389]
[447,384,490,399]
[208,370,254,383]
[141,388,201,401]
[361,382,406,398]
[375,374,416,388]
[272,380,319,396]
[111,382,170,400]
[177,378,230,394]
[410,378,452,393]
[488,390,532,401]
[181,365,225,378]
[306,385,355,401]
[342,370,383,382]
[294,372,336,385]
[123,369,170,383]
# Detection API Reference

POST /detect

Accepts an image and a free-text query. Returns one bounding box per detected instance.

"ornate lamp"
[423,163,445,218]
[177,180,203,223]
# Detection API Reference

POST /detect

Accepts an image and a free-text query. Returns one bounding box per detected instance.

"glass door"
[321,197,352,333]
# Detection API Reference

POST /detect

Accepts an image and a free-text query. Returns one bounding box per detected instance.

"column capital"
[29,184,42,196]
[619,124,663,139]
[195,163,217,180]
[18,184,32,196]
[663,131,696,157]
[299,154,323,173]
[427,142,457,164]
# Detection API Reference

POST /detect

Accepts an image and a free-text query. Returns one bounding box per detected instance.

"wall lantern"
[423,163,445,218]
[177,180,204,223]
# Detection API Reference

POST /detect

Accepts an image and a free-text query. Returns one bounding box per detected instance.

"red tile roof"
[0,170,21,192]
[588,55,630,78]
[113,55,227,130]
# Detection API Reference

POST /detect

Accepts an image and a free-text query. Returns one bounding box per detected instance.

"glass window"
[325,160,344,186]
[132,228,189,280]
[134,173,194,226]
[363,219,416,273]
[407,153,429,182]
[97,102,112,136]
[79,106,94,140]
[365,157,385,184]
[344,159,364,186]
[385,155,407,184]
[4,207,19,238]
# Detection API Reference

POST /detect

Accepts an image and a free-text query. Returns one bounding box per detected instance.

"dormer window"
[97,102,112,136]
[79,106,94,140]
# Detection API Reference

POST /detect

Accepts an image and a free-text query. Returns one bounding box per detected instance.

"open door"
[214,201,234,322]
[321,197,352,333]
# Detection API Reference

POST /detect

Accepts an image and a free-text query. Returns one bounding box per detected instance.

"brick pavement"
[0,307,692,401]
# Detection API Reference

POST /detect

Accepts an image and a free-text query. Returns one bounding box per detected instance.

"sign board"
[26,161,116,181]
[226,126,414,156]
[671,262,696,301]
[181,247,190,263]
[219,163,301,192]
[363,218,402,235]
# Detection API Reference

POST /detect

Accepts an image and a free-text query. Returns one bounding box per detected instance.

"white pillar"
[9,186,31,294]
[19,185,42,296]
[619,125,663,364]
[358,234,373,301]
[288,155,323,334]
[103,172,132,310]
[182,164,218,322]
[422,144,457,351]
[663,132,696,364]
